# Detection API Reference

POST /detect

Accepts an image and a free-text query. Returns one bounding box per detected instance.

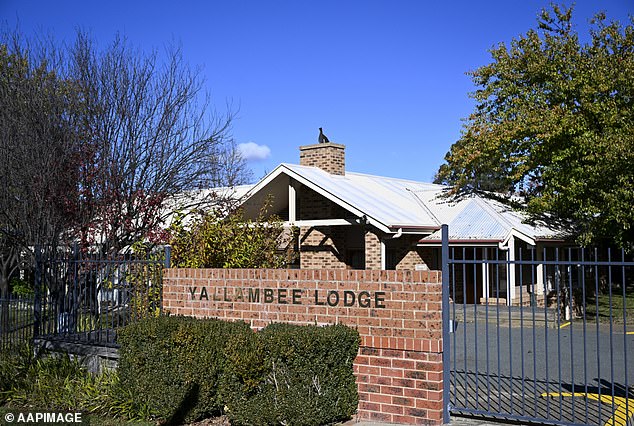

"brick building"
[239,140,569,306]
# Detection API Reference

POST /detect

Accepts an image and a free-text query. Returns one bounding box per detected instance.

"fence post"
[164,245,171,269]
[70,242,80,335]
[441,224,450,424]
[33,246,42,338]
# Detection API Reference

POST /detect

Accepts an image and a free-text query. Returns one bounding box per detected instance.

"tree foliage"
[0,28,251,292]
[435,5,634,248]
[169,200,295,269]
[0,36,82,293]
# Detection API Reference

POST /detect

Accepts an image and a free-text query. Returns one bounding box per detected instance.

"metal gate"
[34,245,170,347]
[441,225,634,426]
[0,292,34,350]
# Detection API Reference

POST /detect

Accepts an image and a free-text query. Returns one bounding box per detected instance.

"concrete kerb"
[342,416,525,426]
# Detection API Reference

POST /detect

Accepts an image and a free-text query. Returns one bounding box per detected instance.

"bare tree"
[0,28,250,292]
[70,32,251,253]
[210,138,253,188]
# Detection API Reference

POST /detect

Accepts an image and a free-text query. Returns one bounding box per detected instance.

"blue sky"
[2,1,632,183]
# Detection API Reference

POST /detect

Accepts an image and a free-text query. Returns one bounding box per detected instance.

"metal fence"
[0,292,35,351]
[33,246,170,347]
[441,225,634,426]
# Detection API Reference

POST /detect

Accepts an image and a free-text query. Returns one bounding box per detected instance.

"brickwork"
[298,184,349,269]
[396,250,426,270]
[365,230,382,270]
[298,185,335,220]
[299,143,346,176]
[387,236,431,270]
[163,268,445,425]
[299,226,347,269]
[397,248,435,270]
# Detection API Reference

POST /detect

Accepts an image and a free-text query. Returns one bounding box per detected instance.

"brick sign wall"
[163,268,444,425]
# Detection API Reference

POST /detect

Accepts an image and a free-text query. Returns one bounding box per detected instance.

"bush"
[117,316,360,425]
[9,278,33,297]
[0,346,120,414]
[0,344,33,402]
[169,198,297,269]
[221,323,360,426]
[117,315,250,423]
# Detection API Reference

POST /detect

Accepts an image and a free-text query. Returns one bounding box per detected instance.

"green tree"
[435,5,634,249]
[169,200,295,269]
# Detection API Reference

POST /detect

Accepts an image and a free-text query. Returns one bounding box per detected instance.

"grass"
[584,286,634,325]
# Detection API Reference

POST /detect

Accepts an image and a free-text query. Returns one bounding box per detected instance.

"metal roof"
[416,193,567,243]
[280,164,442,229]
[241,163,568,244]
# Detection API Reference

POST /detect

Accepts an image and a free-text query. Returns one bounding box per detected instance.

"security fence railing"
[0,291,35,351]
[442,225,634,426]
[33,245,170,347]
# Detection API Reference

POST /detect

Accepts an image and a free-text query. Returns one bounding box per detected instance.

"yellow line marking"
[626,331,634,335]
[542,392,634,426]
[559,321,571,329]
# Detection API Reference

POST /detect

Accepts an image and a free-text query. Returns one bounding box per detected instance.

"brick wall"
[365,230,382,270]
[298,185,335,220]
[396,247,435,271]
[163,268,445,425]
[299,142,346,176]
[299,226,348,269]
[298,184,349,269]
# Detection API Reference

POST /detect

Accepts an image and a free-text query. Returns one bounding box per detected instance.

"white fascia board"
[418,242,500,248]
[284,219,359,227]
[242,164,289,199]
[246,164,392,234]
[499,228,536,249]
[390,227,437,235]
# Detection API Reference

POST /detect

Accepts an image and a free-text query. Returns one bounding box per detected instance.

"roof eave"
[241,164,393,234]
[388,225,440,234]
[418,238,503,246]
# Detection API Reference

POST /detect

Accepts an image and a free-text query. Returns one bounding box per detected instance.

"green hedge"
[117,317,360,425]
[117,315,250,423]
[222,322,360,426]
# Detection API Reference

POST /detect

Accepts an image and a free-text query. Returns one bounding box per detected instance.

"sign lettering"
[187,287,387,309]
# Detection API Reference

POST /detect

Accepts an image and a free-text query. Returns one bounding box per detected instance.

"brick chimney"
[299,142,346,176]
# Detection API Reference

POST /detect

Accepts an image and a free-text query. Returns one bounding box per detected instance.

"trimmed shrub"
[118,317,360,425]
[117,315,250,423]
[221,323,360,426]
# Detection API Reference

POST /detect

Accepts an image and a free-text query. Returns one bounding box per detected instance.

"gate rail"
[33,245,170,347]
[442,224,634,426]
[0,292,35,351]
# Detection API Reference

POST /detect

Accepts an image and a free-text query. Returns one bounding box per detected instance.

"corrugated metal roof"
[443,199,510,241]
[281,164,442,228]
[242,163,567,243]
[419,194,567,242]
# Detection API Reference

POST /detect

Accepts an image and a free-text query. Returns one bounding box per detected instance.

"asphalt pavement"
[449,317,633,426]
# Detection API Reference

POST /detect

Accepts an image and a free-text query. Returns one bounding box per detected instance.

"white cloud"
[238,142,271,162]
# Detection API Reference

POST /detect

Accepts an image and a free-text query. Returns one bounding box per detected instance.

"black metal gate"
[0,291,34,350]
[34,245,170,347]
[441,225,634,426]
